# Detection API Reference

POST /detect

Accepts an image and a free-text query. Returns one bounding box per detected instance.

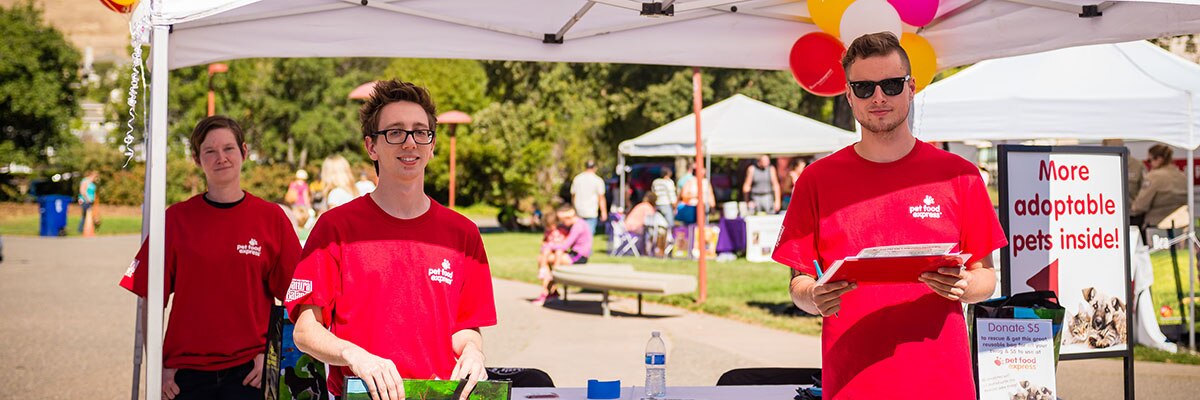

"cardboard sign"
[976,318,1057,400]
[999,146,1132,356]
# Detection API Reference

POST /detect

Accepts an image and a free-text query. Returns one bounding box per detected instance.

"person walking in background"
[78,170,99,234]
[780,158,807,210]
[742,155,781,214]
[571,160,607,234]
[355,169,377,195]
[651,168,677,225]
[677,166,715,224]
[1132,144,1188,230]
[119,116,302,400]
[320,155,360,211]
[285,169,313,228]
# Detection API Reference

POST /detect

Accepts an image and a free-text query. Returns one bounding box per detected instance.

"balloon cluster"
[101,0,137,14]
[790,0,939,96]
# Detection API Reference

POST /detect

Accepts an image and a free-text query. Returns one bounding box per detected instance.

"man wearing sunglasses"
[286,80,497,400]
[774,32,1006,399]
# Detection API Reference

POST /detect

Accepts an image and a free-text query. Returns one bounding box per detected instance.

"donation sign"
[999,146,1131,356]
[976,318,1056,400]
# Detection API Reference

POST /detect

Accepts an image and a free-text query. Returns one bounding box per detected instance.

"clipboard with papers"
[815,243,972,285]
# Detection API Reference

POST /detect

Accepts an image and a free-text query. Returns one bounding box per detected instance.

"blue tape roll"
[587,379,621,399]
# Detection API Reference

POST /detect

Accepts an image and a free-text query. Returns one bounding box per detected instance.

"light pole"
[206,63,228,116]
[438,111,473,208]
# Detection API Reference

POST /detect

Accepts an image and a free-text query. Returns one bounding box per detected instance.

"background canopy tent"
[913,40,1200,150]
[619,94,858,158]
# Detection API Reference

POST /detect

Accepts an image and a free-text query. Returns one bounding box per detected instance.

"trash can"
[38,195,72,237]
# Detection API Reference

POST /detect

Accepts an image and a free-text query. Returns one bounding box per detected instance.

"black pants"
[174,360,262,400]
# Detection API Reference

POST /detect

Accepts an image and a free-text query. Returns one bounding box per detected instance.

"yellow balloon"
[809,0,855,38]
[901,33,937,92]
[113,0,136,5]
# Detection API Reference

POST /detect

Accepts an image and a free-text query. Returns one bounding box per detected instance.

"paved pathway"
[2,235,1199,399]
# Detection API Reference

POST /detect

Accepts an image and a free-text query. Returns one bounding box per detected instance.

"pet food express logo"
[909,195,942,219]
[237,238,262,257]
[428,259,454,285]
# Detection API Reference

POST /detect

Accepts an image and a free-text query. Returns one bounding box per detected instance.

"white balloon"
[839,0,903,45]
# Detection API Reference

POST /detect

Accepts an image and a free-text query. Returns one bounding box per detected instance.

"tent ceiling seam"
[176,1,357,30]
[999,0,1100,15]
[361,0,545,40]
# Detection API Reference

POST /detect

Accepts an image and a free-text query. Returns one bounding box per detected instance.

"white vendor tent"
[913,40,1200,150]
[129,0,1200,397]
[912,39,1200,353]
[618,94,858,158]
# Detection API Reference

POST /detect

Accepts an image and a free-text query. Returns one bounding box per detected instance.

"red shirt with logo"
[284,195,497,396]
[773,141,1007,399]
[119,192,302,370]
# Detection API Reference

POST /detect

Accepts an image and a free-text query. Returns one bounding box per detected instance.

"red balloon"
[789,32,847,96]
[100,0,134,14]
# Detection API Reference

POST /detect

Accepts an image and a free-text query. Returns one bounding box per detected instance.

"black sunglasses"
[370,128,436,145]
[847,75,911,99]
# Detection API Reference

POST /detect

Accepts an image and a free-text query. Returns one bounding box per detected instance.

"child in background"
[538,211,569,283]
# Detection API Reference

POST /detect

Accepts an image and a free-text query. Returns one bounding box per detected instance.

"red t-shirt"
[284,195,497,396]
[119,192,301,370]
[773,141,1007,399]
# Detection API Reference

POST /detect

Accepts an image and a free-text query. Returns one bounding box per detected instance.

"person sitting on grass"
[533,205,593,306]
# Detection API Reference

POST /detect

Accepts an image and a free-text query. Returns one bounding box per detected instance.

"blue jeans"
[583,217,599,235]
[78,201,93,233]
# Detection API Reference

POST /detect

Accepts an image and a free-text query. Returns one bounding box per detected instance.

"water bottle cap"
[652,331,660,337]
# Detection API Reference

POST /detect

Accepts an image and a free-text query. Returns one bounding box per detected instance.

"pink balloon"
[888,0,939,27]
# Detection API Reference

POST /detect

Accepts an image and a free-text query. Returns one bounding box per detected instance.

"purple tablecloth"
[717,217,746,253]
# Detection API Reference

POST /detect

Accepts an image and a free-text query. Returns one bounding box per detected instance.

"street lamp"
[207,63,228,116]
[438,111,473,208]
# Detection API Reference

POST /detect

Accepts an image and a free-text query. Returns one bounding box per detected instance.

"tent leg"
[618,154,626,212]
[146,24,171,400]
[1189,151,1196,350]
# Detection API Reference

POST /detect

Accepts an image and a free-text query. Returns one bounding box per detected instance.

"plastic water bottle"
[645,331,667,398]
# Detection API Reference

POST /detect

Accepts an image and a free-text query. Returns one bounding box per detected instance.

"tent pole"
[618,154,626,212]
[1190,149,1196,350]
[146,23,170,400]
[130,109,152,400]
[693,66,707,303]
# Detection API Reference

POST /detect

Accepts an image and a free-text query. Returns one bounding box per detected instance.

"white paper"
[976,318,1057,400]
[854,243,957,258]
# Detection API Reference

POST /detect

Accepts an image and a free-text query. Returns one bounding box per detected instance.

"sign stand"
[996,145,1135,400]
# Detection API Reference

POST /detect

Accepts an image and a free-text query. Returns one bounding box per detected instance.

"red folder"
[816,253,971,285]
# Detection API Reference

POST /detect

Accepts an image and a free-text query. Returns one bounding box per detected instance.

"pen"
[813,260,838,317]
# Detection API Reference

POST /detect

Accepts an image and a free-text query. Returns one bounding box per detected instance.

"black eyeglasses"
[370,128,436,145]
[847,75,911,99]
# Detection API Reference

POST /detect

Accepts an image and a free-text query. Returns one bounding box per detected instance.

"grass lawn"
[484,231,823,337]
[0,214,142,236]
[482,231,1200,364]
[1148,249,1200,334]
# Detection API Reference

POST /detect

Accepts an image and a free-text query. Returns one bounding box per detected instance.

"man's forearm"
[452,328,484,356]
[294,306,364,367]
[961,267,997,304]
[789,274,820,315]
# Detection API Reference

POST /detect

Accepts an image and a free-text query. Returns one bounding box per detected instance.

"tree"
[0,1,81,165]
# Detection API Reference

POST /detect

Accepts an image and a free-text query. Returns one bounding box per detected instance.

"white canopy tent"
[912,39,1200,351]
[618,94,858,158]
[616,93,856,209]
[129,0,1200,397]
[913,40,1200,149]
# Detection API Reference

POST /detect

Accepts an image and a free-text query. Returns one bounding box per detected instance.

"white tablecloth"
[511,385,803,400]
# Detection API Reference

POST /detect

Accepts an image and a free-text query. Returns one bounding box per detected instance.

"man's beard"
[859,114,906,138]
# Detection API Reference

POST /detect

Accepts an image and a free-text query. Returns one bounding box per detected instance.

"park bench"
[552,263,698,317]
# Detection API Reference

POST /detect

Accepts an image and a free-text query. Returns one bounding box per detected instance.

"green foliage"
[0,1,82,165]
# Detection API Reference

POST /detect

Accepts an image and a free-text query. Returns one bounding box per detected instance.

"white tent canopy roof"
[912,40,1200,150]
[133,0,1200,71]
[619,94,858,157]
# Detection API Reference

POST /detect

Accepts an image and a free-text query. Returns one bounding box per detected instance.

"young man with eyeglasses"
[773,32,1006,398]
[286,80,496,400]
